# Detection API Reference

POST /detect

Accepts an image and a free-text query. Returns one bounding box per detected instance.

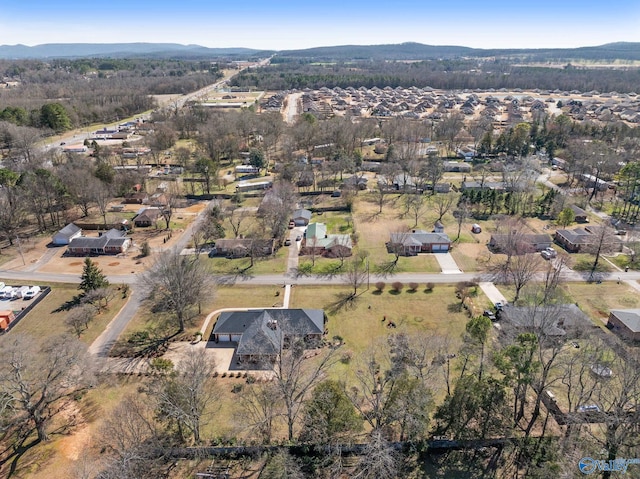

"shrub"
[149,357,173,374]
[408,282,419,291]
[426,282,435,291]
[140,241,151,257]
[232,384,243,393]
[375,281,386,292]
[340,351,353,364]
[391,281,403,292]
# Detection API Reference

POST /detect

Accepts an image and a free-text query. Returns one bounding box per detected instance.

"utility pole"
[16,236,25,265]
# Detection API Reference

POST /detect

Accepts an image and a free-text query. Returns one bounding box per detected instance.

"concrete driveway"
[434,252,462,274]
[479,282,508,306]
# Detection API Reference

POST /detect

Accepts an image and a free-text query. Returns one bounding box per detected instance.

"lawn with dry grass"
[5,281,128,345]
[114,285,284,356]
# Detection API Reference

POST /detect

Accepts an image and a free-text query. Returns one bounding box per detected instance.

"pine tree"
[79,257,109,293]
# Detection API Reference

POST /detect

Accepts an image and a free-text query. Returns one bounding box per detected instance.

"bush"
[140,241,151,257]
[232,384,243,393]
[426,282,435,291]
[408,282,419,291]
[340,351,353,364]
[391,281,403,292]
[150,357,174,374]
[375,281,386,292]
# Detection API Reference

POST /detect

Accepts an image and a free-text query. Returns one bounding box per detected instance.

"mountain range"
[1,42,639,62]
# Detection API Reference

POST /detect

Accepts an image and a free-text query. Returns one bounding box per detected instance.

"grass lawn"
[569,253,613,273]
[5,282,128,345]
[289,283,488,394]
[562,282,640,325]
[290,284,472,356]
[116,285,283,352]
[207,247,287,275]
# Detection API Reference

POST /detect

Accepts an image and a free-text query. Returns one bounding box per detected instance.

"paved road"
[2,269,640,288]
[88,288,145,358]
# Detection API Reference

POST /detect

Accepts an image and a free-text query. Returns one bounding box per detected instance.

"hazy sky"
[1,1,639,50]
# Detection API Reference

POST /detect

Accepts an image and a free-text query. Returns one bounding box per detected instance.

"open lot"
[2,281,128,344]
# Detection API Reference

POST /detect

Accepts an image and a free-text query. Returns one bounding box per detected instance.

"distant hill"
[1,41,639,62]
[0,43,268,59]
[276,42,640,62]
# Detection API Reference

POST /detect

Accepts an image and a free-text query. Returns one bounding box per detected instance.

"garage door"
[433,244,448,252]
[230,334,242,342]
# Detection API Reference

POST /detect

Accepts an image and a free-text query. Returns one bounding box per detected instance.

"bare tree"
[270,331,338,442]
[343,255,369,297]
[152,352,219,443]
[403,193,428,228]
[432,192,456,223]
[0,334,93,441]
[238,382,281,444]
[97,395,161,479]
[585,224,619,280]
[138,249,214,332]
[353,430,399,479]
[225,203,250,238]
[65,304,96,338]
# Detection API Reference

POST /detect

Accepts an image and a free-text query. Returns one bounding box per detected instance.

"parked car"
[284,239,291,246]
[541,250,552,260]
[483,310,496,321]
[288,222,295,229]
[295,235,302,241]
[207,248,218,258]
[578,404,600,413]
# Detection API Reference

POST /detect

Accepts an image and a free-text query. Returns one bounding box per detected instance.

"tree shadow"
[52,293,83,313]
[0,428,41,479]
[447,303,463,313]
[326,292,359,315]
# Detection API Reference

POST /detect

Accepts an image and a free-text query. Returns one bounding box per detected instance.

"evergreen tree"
[79,257,109,293]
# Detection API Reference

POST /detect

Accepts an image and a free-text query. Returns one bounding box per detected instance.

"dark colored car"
[284,239,292,246]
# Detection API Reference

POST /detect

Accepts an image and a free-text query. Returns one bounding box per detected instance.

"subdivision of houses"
[211,309,325,363]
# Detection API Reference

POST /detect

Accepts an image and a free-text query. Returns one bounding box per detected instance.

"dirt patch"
[69,262,82,266]
[108,262,119,267]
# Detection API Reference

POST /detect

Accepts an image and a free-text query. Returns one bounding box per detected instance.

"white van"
[0,286,12,299]
[23,286,41,300]
[16,286,30,298]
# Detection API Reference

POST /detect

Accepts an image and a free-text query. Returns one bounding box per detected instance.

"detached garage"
[52,223,82,246]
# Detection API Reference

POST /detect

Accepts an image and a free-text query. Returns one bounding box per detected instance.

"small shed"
[52,223,82,246]
[471,224,482,234]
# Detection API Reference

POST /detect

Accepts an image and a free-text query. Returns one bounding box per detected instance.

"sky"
[1,1,639,50]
